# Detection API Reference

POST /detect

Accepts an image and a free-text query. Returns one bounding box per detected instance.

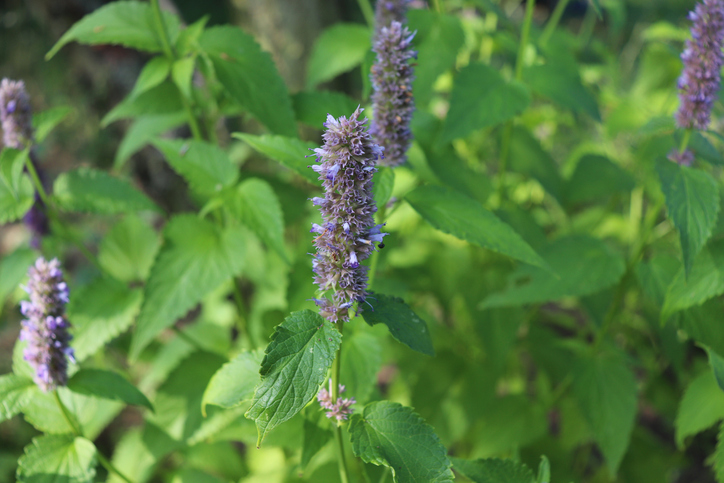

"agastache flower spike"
[374,0,411,40]
[675,0,724,130]
[0,78,34,149]
[309,107,387,323]
[370,21,416,167]
[19,257,74,392]
[318,380,356,421]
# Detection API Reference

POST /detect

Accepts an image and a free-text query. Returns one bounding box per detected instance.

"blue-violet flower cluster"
[309,107,387,323]
[370,21,416,167]
[0,78,34,149]
[318,380,356,421]
[19,257,74,392]
[675,0,724,130]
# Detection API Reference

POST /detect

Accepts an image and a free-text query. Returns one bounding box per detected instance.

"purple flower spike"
[370,21,416,167]
[318,380,356,421]
[675,0,724,130]
[309,107,388,323]
[0,78,34,149]
[19,257,74,392]
[374,0,411,40]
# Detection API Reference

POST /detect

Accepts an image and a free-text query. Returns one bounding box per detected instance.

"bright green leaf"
[129,56,172,99]
[98,215,161,283]
[0,174,34,224]
[245,310,341,446]
[536,456,551,483]
[0,147,29,201]
[17,434,97,483]
[172,57,196,99]
[68,368,153,411]
[675,371,724,447]
[102,81,183,127]
[233,133,318,183]
[451,457,535,483]
[33,106,73,143]
[202,349,264,414]
[0,247,37,304]
[306,23,371,88]
[362,293,434,356]
[0,374,36,422]
[349,401,454,482]
[292,91,359,128]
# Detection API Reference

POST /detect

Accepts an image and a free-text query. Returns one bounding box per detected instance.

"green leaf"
[565,154,636,206]
[224,178,288,262]
[675,371,724,447]
[306,23,371,88]
[508,128,563,203]
[340,331,383,404]
[481,235,625,308]
[442,63,530,142]
[68,277,143,362]
[406,185,548,269]
[46,1,180,59]
[705,346,724,393]
[17,434,97,483]
[572,351,637,474]
[656,158,720,275]
[172,57,196,99]
[662,239,724,319]
[102,81,183,127]
[98,215,161,283]
[199,26,297,137]
[523,59,600,120]
[53,167,158,214]
[128,56,172,99]
[536,456,551,483]
[0,147,29,200]
[0,247,37,304]
[590,0,603,17]
[68,368,153,411]
[233,133,318,183]
[373,167,395,209]
[0,173,34,224]
[349,401,454,482]
[130,215,247,359]
[713,422,724,483]
[114,113,186,169]
[451,457,535,483]
[32,106,73,143]
[202,349,264,414]
[153,138,239,196]
[362,293,434,356]
[0,374,36,422]
[245,310,342,446]
[292,91,359,128]
[302,412,333,469]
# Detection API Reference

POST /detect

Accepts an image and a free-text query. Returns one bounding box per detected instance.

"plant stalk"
[332,322,351,483]
[356,0,375,28]
[540,0,572,47]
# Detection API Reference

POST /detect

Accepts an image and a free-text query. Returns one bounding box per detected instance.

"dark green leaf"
[306,23,371,88]
[53,167,159,214]
[292,91,359,128]
[705,346,724,393]
[508,127,563,202]
[482,235,625,308]
[442,63,530,142]
[17,434,97,483]
[406,185,548,269]
[340,330,383,404]
[233,133,318,183]
[349,401,454,482]
[362,293,434,356]
[102,81,183,127]
[98,215,161,283]
[451,457,535,483]
[475,308,523,374]
[689,132,724,166]
[202,349,264,414]
[32,106,73,143]
[68,368,153,411]
[675,371,724,447]
[130,215,247,359]
[713,422,724,483]
[153,138,238,196]
[373,167,395,209]
[200,26,297,137]
[114,113,186,169]
[46,1,181,59]
[0,374,36,422]
[523,59,600,120]
[245,310,341,446]
[657,158,720,275]
[565,154,636,205]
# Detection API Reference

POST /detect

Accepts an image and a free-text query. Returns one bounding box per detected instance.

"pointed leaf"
[406,185,548,269]
[114,113,186,169]
[451,457,535,483]
[0,247,38,304]
[102,81,183,127]
[233,133,318,182]
[202,349,264,414]
[0,374,36,422]
[68,368,153,411]
[32,106,73,143]
[0,147,29,196]
[656,158,720,275]
[17,434,97,483]
[128,56,172,99]
[349,401,454,482]
[98,215,161,283]
[675,371,724,447]
[362,293,434,356]
[306,23,371,88]
[130,215,247,359]
[245,310,341,446]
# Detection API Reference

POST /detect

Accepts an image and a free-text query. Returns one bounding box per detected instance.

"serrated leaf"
[292,91,359,128]
[306,23,371,88]
[442,63,530,142]
[406,184,548,269]
[32,106,72,143]
[130,216,247,359]
[675,371,724,447]
[362,293,434,356]
[114,113,186,169]
[0,374,36,422]
[523,59,600,120]
[129,56,172,99]
[0,174,34,224]
[224,178,288,262]
[233,133,318,183]
[200,26,297,137]
[46,1,180,59]
[572,351,637,474]
[102,81,183,127]
[68,276,143,362]
[53,167,158,214]
[0,247,37,304]
[98,215,161,283]
[349,401,454,483]
[482,235,626,308]
[656,158,720,276]
[245,310,341,446]
[341,331,383,404]
[202,349,264,414]
[68,368,153,411]
[153,138,238,196]
[373,167,395,209]
[17,434,97,483]
[451,457,535,483]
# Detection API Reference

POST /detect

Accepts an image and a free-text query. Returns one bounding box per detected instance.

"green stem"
[539,0,571,47]
[515,0,536,81]
[332,322,351,483]
[431,0,443,13]
[356,0,375,28]
[24,155,50,206]
[54,390,134,483]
